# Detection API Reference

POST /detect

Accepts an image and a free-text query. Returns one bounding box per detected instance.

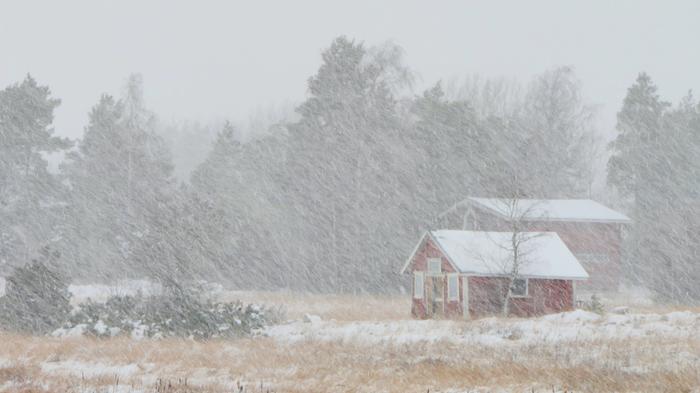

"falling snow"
[2,2,700,392]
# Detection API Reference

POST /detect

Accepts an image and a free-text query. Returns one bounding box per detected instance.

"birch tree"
[475,188,543,316]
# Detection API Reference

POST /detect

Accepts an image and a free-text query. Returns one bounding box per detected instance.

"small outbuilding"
[436,198,630,291]
[401,230,589,319]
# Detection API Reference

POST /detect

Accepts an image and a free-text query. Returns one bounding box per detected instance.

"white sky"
[2,0,700,141]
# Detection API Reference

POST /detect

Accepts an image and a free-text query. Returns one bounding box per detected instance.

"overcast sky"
[2,0,700,142]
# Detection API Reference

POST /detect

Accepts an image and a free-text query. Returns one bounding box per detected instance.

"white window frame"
[510,278,529,298]
[447,273,459,301]
[413,272,424,299]
[427,258,442,275]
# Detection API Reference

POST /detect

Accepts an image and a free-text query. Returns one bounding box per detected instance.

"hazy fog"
[3,0,700,147]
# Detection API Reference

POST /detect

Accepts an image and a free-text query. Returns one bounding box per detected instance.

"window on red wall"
[413,272,424,299]
[428,258,442,274]
[447,274,459,301]
[511,278,528,297]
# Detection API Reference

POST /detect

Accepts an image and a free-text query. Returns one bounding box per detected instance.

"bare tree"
[472,186,545,317]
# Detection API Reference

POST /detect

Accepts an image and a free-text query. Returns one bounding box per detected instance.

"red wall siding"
[468,276,574,318]
[537,279,574,314]
[468,276,506,316]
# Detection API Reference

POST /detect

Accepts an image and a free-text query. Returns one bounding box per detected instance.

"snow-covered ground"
[266,309,700,347]
[2,285,700,392]
[40,360,142,379]
[3,307,699,393]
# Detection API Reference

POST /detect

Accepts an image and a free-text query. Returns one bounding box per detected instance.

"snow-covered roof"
[467,197,631,224]
[402,230,588,280]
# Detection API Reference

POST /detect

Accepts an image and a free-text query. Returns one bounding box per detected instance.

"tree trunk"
[502,280,512,317]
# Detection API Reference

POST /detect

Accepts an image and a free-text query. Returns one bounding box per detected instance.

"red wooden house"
[437,198,631,291]
[401,230,588,319]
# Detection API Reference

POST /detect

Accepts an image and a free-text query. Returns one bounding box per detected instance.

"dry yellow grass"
[1,291,699,393]
[1,334,699,393]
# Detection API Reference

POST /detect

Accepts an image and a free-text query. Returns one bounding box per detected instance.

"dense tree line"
[608,74,700,302]
[1,37,698,301]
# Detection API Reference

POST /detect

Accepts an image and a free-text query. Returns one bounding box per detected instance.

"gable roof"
[402,230,588,280]
[467,197,631,224]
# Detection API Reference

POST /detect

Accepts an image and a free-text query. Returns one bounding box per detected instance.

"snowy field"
[265,308,700,347]
[1,283,700,393]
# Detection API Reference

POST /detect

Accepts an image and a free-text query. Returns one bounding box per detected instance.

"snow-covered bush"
[63,288,284,339]
[0,255,71,334]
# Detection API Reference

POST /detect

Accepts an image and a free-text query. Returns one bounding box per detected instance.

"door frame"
[462,275,470,319]
[427,274,445,317]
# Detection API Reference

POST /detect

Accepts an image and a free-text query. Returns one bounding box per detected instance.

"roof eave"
[399,231,429,274]
[521,217,632,224]
[467,198,632,224]
[460,272,589,281]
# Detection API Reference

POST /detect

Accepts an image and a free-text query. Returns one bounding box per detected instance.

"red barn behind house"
[401,230,588,319]
[437,198,631,292]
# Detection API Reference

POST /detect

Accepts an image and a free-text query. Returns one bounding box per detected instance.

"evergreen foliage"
[0,76,71,275]
[0,248,71,334]
[65,289,281,339]
[608,74,700,302]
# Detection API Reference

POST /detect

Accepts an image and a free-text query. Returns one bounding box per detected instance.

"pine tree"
[285,36,415,292]
[61,75,175,280]
[406,82,494,223]
[608,73,669,204]
[191,123,291,289]
[646,92,700,301]
[607,74,700,302]
[0,75,71,273]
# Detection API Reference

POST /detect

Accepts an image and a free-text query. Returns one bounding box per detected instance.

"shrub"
[583,294,605,315]
[64,286,283,339]
[0,250,71,334]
